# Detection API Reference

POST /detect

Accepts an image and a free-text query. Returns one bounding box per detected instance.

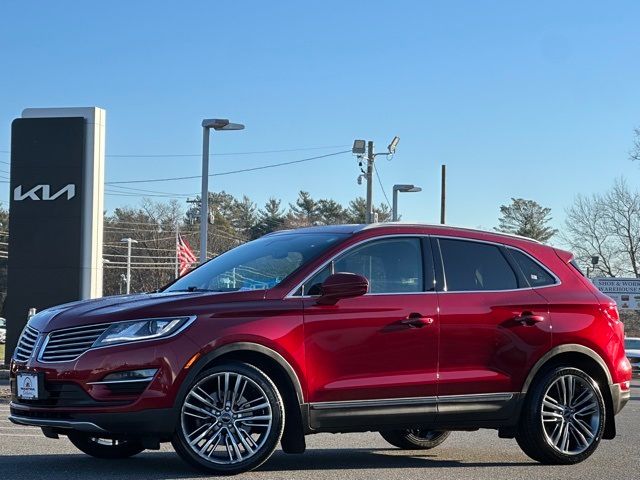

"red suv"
[9,224,632,474]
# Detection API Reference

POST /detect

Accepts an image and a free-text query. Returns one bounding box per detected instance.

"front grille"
[14,326,40,362]
[41,323,111,363]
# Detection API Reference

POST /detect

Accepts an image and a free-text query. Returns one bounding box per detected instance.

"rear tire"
[67,433,145,459]
[516,366,605,465]
[380,429,450,450]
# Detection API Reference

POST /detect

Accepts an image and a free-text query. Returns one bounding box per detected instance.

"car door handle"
[515,311,545,326]
[401,313,434,328]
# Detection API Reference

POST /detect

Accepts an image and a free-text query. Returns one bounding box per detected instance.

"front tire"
[67,433,145,459]
[380,429,450,450]
[516,366,605,465]
[172,362,284,475]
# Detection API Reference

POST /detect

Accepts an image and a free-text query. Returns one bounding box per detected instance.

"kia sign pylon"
[3,107,105,364]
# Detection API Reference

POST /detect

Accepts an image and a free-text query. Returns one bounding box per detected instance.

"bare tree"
[630,127,640,162]
[561,195,622,277]
[563,178,640,277]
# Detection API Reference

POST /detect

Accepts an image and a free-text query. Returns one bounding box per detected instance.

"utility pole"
[440,164,446,225]
[365,141,375,224]
[120,237,138,294]
[353,137,400,224]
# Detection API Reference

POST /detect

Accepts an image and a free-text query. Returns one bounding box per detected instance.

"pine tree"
[496,198,557,242]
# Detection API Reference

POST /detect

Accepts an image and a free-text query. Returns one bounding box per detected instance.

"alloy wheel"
[540,374,601,455]
[180,371,274,465]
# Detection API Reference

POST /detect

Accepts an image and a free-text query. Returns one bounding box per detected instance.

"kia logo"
[13,184,76,201]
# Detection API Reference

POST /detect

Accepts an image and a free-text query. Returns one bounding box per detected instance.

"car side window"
[509,249,557,287]
[438,238,518,291]
[303,238,425,295]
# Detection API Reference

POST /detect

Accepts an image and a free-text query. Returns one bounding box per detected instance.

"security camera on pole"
[352,136,400,223]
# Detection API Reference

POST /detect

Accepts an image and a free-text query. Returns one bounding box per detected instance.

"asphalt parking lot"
[0,381,638,480]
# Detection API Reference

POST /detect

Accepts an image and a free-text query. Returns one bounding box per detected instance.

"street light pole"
[199,119,245,264]
[120,238,138,294]
[200,126,210,264]
[392,184,422,221]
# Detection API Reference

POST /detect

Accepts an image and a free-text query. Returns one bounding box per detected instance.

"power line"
[104,144,350,158]
[0,145,349,158]
[106,150,350,185]
[105,190,193,199]
[373,163,392,210]
[107,185,199,196]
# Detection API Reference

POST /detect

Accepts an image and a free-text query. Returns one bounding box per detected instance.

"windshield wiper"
[171,286,215,293]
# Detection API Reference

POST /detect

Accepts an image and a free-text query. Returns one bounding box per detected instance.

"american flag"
[177,236,197,276]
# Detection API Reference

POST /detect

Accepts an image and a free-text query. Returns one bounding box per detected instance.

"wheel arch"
[521,344,616,440]
[522,344,612,394]
[178,342,307,454]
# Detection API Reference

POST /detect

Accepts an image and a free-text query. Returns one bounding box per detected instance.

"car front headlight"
[93,317,194,348]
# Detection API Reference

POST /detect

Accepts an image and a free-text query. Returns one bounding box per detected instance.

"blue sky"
[1,1,639,233]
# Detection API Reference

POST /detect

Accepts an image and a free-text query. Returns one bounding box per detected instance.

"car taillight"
[602,303,620,322]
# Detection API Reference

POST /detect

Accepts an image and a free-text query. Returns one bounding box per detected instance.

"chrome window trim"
[285,234,431,299]
[286,232,561,299]
[433,235,562,294]
[504,244,561,288]
[36,315,197,364]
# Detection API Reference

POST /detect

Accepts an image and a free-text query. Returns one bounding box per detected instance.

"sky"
[0,1,639,234]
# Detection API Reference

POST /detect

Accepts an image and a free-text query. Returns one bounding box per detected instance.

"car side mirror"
[316,273,369,305]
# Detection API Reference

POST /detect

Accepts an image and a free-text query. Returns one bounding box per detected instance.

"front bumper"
[8,403,178,438]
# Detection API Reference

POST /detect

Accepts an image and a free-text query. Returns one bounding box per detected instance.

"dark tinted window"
[439,238,517,291]
[510,249,556,287]
[304,238,424,295]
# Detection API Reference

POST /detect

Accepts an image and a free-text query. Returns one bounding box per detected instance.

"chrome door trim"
[309,392,516,410]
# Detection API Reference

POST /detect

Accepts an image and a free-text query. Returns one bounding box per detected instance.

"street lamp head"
[393,184,421,193]
[352,139,366,155]
[202,118,245,131]
[388,136,400,154]
[120,238,138,244]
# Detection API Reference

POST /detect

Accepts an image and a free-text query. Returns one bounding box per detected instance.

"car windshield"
[165,233,346,293]
[625,339,640,350]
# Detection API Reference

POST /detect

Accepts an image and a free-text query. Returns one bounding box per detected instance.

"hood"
[28,289,268,332]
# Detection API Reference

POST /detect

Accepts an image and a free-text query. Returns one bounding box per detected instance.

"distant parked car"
[0,318,6,344]
[625,337,640,376]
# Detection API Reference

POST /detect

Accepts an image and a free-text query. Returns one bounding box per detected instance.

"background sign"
[592,277,640,310]
[3,108,105,364]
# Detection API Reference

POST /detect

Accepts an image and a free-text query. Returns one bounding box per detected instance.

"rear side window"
[438,238,518,291]
[509,249,557,287]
